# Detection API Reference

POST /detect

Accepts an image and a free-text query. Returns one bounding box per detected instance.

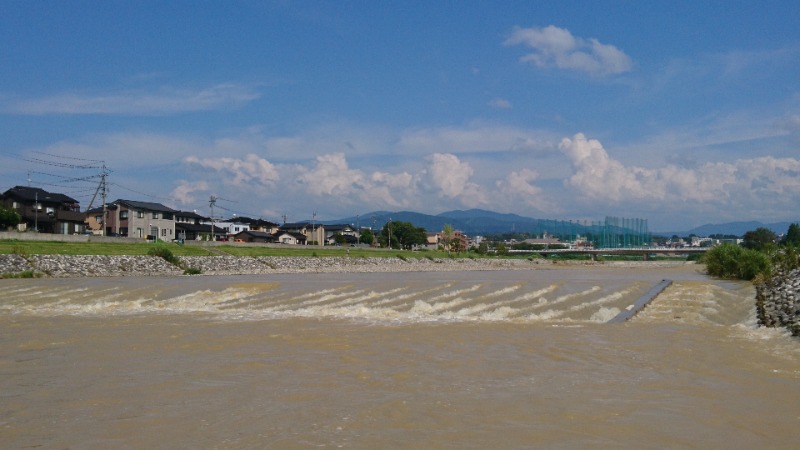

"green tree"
[441,224,454,255]
[782,223,800,246]
[450,236,464,254]
[495,242,509,256]
[0,206,21,229]
[476,242,489,255]
[359,229,375,246]
[742,227,777,251]
[379,221,427,250]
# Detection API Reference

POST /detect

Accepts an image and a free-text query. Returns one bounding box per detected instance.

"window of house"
[136,228,143,238]
[136,211,144,218]
[46,207,55,214]
[120,211,129,219]
[162,229,167,237]
[152,212,160,220]
[12,201,18,209]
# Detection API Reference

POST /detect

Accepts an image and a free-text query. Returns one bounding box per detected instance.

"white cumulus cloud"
[170,180,210,205]
[505,25,632,76]
[558,133,800,214]
[185,153,280,187]
[496,168,558,213]
[427,153,488,206]
[297,153,365,196]
[365,171,418,207]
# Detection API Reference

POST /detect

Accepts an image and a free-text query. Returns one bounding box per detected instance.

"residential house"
[233,230,273,243]
[105,199,178,240]
[280,222,324,245]
[1,185,85,234]
[235,216,280,234]
[273,230,307,245]
[85,205,105,235]
[201,218,250,241]
[434,229,469,251]
[425,232,440,249]
[214,219,250,238]
[324,224,360,245]
[175,210,226,241]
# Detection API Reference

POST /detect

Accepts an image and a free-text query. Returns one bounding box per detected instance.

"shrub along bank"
[703,224,800,336]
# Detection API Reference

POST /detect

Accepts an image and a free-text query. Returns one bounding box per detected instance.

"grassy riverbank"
[0,238,696,263]
[0,239,482,260]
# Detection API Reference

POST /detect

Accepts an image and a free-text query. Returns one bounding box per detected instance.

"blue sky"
[2,1,799,232]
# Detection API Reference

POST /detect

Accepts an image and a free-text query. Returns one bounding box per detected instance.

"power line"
[109,182,172,202]
[28,170,101,183]
[24,157,102,170]
[30,151,105,164]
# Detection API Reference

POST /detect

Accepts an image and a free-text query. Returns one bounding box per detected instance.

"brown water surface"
[2,265,799,448]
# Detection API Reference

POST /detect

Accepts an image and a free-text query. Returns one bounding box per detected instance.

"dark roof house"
[105,198,179,239]
[233,230,273,243]
[1,185,84,234]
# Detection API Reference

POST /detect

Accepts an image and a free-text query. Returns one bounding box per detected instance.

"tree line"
[704,224,800,281]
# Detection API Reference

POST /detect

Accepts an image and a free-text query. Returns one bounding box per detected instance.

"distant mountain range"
[324,209,539,236]
[659,221,795,238]
[322,209,797,237]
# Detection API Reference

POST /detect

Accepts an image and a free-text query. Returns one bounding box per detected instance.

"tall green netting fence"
[532,216,650,248]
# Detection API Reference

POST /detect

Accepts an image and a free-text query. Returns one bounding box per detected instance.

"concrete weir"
[608,279,673,323]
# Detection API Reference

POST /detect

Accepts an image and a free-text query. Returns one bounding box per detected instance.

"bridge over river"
[509,246,708,261]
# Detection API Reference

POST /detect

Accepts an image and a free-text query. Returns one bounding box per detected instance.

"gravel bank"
[0,254,543,278]
[756,268,800,336]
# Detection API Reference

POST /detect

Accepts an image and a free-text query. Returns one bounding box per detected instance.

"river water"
[2,264,799,448]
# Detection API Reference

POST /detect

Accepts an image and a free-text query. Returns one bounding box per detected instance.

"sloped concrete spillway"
[607,279,673,323]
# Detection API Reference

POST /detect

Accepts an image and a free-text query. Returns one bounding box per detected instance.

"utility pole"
[85,161,109,236]
[100,163,107,236]
[311,211,316,246]
[209,196,217,241]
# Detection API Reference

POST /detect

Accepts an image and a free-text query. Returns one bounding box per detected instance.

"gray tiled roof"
[2,185,78,204]
[112,199,178,213]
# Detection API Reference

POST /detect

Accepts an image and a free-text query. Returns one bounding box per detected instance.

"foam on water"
[0,281,637,324]
[0,273,766,327]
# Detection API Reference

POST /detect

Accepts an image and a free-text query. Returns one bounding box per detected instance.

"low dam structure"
[607,279,673,323]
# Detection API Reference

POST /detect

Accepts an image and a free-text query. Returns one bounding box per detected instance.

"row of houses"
[1,186,368,246]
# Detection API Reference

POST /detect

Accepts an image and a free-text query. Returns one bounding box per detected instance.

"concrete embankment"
[756,268,800,336]
[0,254,543,277]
